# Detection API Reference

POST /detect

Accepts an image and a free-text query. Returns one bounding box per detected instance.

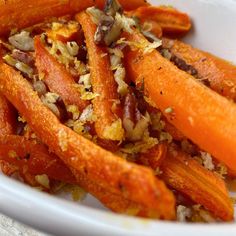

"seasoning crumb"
[58,129,68,151]
[164,107,173,114]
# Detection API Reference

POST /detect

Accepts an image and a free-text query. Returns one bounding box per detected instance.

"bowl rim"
[0,174,235,236]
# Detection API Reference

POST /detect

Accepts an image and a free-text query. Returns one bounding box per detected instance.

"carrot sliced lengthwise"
[77,12,124,141]
[124,31,236,172]
[0,63,176,220]
[0,0,148,36]
[34,36,88,111]
[161,147,234,221]
[128,6,191,37]
[163,38,236,101]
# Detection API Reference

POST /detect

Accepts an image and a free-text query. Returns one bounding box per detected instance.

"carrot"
[138,143,233,220]
[0,62,176,220]
[95,0,149,11]
[0,95,16,136]
[163,38,236,101]
[128,6,191,37]
[34,36,88,111]
[76,12,124,141]
[124,31,236,172]
[0,48,16,136]
[137,143,167,171]
[0,135,76,184]
[0,0,148,36]
[72,169,172,219]
[163,119,185,141]
[0,135,170,218]
[161,146,234,221]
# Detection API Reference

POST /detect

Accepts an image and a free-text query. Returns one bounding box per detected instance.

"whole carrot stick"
[0,0,148,36]
[0,135,168,218]
[124,31,236,172]
[76,12,124,141]
[163,38,236,101]
[0,62,175,220]
[161,146,234,221]
[34,36,88,111]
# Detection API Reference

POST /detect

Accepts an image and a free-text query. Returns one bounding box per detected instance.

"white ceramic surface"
[0,0,236,235]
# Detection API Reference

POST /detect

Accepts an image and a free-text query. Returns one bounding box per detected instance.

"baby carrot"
[163,38,236,101]
[34,36,88,111]
[124,31,236,171]
[76,12,124,141]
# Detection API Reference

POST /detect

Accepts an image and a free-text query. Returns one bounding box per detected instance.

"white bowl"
[0,0,236,235]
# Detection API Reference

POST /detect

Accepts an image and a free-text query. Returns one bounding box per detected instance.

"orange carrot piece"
[0,95,16,136]
[0,0,148,36]
[128,6,191,37]
[161,146,234,221]
[34,36,88,111]
[72,169,171,219]
[0,48,16,136]
[76,12,123,141]
[137,143,167,171]
[95,0,149,11]
[0,135,76,184]
[124,31,236,172]
[163,120,185,141]
[0,135,168,218]
[0,62,176,220]
[163,38,236,101]
[143,20,163,39]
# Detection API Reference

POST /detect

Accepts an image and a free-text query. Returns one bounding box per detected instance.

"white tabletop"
[0,214,50,236]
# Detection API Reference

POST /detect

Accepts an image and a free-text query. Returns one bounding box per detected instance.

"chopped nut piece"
[9,31,34,51]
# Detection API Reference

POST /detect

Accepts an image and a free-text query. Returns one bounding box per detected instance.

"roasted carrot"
[0,135,76,184]
[143,20,163,39]
[0,62,176,220]
[76,12,124,141]
[160,146,234,221]
[0,48,16,136]
[163,119,185,141]
[34,36,88,111]
[72,169,172,219]
[128,6,191,37]
[0,95,16,136]
[0,134,169,218]
[0,0,148,36]
[124,31,236,172]
[137,143,167,171]
[138,143,233,220]
[163,38,236,101]
[95,0,149,11]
